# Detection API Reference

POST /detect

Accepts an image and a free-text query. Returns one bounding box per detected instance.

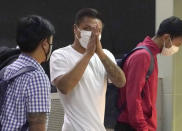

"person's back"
[117,37,160,131]
[0,15,55,131]
[115,16,182,131]
[1,54,50,130]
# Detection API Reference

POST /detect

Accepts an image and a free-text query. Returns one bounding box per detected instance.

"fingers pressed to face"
[76,17,102,43]
[90,24,100,37]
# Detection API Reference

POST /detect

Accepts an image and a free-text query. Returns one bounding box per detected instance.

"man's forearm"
[28,112,47,131]
[98,52,126,87]
[54,53,92,94]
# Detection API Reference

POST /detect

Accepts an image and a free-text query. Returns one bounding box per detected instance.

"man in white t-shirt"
[50,8,126,131]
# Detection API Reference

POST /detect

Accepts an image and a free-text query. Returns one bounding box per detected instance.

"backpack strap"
[119,46,154,80]
[139,46,154,80]
[0,54,19,70]
[132,46,154,80]
[4,66,35,82]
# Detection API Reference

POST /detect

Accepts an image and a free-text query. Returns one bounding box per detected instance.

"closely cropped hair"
[16,15,55,53]
[75,8,104,25]
[157,16,182,38]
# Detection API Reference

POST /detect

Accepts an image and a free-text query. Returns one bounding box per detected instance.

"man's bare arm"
[94,24,126,87]
[54,53,93,94]
[53,29,97,94]
[99,53,126,87]
[28,112,47,131]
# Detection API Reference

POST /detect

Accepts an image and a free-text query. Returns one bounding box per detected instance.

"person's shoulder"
[27,69,50,85]
[25,70,50,94]
[51,45,72,59]
[128,49,151,64]
[103,49,115,58]
[52,45,71,54]
[5,59,24,76]
[5,64,49,86]
[103,49,113,54]
[131,48,151,58]
[31,68,48,78]
[51,46,72,62]
[103,49,116,61]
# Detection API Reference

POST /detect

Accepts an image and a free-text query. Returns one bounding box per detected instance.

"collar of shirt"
[18,53,45,73]
[138,36,161,56]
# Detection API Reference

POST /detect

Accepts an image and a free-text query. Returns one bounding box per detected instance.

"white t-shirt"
[50,45,116,131]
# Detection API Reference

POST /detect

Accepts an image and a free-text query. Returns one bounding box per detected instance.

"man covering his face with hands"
[50,8,126,131]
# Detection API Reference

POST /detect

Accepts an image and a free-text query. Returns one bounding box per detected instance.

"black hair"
[16,15,55,53]
[75,8,104,25]
[157,16,182,38]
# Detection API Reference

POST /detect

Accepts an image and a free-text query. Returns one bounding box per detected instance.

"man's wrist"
[97,50,106,60]
[84,52,94,59]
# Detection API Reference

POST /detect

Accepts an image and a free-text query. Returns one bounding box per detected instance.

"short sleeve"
[103,49,117,64]
[26,72,51,113]
[50,49,70,83]
[103,49,117,83]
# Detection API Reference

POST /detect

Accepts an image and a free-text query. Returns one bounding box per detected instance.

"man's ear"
[41,38,48,50]
[162,34,170,41]
[74,24,80,39]
[73,24,77,34]
[162,34,171,48]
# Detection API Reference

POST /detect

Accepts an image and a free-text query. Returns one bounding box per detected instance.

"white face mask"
[77,29,92,48]
[76,27,102,49]
[161,38,179,56]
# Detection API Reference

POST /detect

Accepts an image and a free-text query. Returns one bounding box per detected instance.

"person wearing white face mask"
[75,27,102,48]
[50,8,126,131]
[0,15,55,131]
[161,37,179,56]
[115,16,182,131]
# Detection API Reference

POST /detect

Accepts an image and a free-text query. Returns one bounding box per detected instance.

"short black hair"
[16,15,55,53]
[75,8,103,25]
[157,16,182,38]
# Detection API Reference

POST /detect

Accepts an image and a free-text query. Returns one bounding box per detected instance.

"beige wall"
[173,52,182,131]
[156,0,174,131]
[174,0,182,18]
[173,0,182,130]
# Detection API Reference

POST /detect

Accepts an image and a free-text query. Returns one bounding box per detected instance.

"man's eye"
[84,28,91,31]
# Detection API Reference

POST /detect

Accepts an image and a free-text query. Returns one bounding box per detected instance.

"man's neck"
[72,39,86,54]
[24,51,43,64]
[152,36,163,50]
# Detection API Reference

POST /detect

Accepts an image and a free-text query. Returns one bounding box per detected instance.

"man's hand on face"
[85,23,104,57]
[85,27,96,56]
[85,24,98,56]
[90,23,105,60]
[94,24,104,57]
